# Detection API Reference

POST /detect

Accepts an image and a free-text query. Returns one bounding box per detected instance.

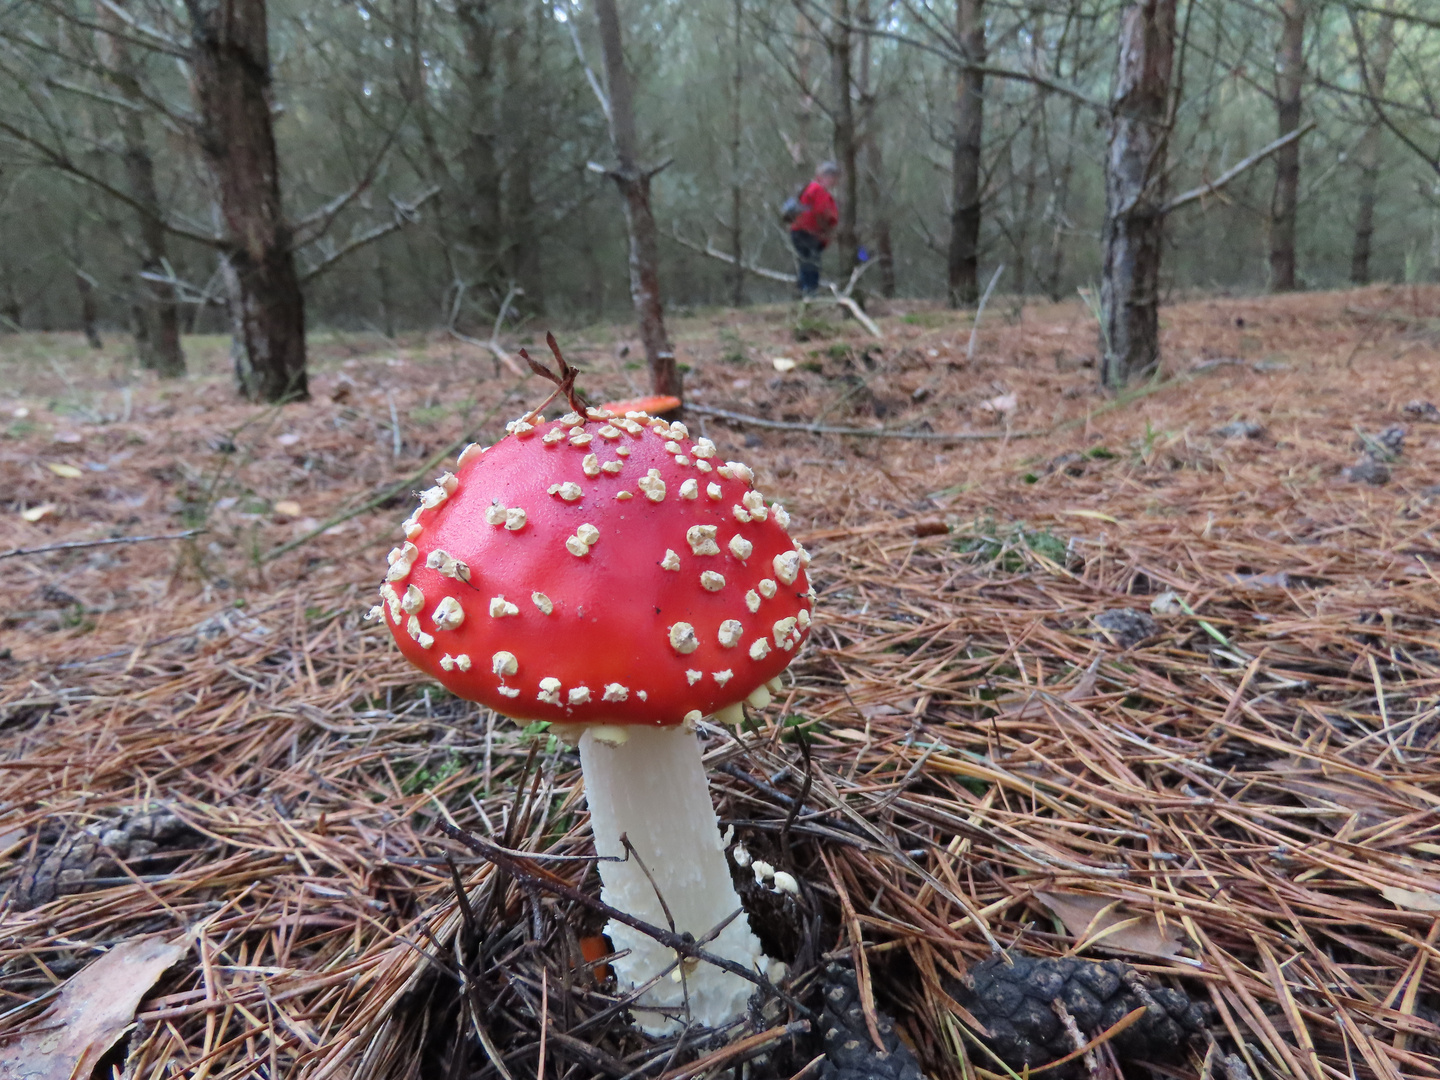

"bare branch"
[296,185,441,284]
[1163,121,1317,214]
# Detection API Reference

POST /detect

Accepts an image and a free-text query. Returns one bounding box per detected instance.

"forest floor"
[1,284,1439,1080]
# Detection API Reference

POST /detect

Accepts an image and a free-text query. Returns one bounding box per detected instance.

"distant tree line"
[1,0,1437,399]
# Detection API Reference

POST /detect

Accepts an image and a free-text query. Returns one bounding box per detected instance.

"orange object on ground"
[579,934,614,981]
[600,394,681,416]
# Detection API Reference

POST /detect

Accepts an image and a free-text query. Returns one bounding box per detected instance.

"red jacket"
[791,181,838,245]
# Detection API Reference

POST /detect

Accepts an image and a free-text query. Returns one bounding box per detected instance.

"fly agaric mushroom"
[371,345,812,1033]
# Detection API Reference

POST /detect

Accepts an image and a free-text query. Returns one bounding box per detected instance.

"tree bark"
[188,0,307,403]
[829,0,859,276]
[947,0,985,307]
[75,270,103,349]
[97,2,185,376]
[1269,0,1305,292]
[457,0,505,302]
[593,0,679,400]
[856,0,894,297]
[501,0,544,314]
[729,0,745,307]
[1099,0,1176,388]
[1351,8,1394,286]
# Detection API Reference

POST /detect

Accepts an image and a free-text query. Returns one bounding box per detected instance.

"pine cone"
[947,954,1207,1076]
[8,805,198,911]
[816,962,924,1080]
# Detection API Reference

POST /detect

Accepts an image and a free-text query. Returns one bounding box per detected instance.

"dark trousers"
[791,230,823,295]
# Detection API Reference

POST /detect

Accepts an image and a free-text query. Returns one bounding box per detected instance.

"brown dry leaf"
[0,935,185,1080]
[45,463,83,479]
[273,500,302,517]
[1037,891,1184,959]
[1379,886,1440,913]
[20,503,57,523]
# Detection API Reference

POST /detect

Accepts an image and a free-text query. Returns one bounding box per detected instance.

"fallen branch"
[687,403,1044,442]
[448,283,527,377]
[0,530,203,561]
[670,230,794,284]
[1163,122,1316,214]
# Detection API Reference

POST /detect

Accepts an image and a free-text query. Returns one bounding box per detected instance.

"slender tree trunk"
[1352,9,1394,286]
[188,0,307,403]
[502,0,544,314]
[1269,0,1305,291]
[1099,0,1176,388]
[97,2,185,376]
[856,0,894,297]
[458,0,505,305]
[796,9,814,181]
[729,0,745,307]
[593,0,679,400]
[947,0,985,307]
[830,0,859,276]
[1045,96,1081,302]
[75,270,103,349]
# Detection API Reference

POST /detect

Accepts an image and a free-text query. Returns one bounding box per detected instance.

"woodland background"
[2,0,1439,393]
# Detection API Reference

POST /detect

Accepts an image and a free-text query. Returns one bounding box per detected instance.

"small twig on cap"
[520,332,588,420]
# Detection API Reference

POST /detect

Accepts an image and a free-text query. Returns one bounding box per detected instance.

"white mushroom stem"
[578,725,775,1034]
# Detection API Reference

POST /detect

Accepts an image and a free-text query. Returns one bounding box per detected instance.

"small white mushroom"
[668,622,699,654]
[772,871,800,896]
[731,844,752,867]
[700,571,726,592]
[718,619,743,648]
[752,859,775,884]
[661,549,681,571]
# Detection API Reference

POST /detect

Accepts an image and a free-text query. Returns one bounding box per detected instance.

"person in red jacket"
[789,162,839,296]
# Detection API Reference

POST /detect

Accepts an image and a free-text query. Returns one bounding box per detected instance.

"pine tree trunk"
[458,0,505,302]
[1099,0,1176,388]
[75,270,102,349]
[830,0,859,276]
[1351,9,1394,286]
[948,0,985,307]
[97,1,185,377]
[593,0,680,401]
[189,0,307,403]
[502,1,544,314]
[1269,0,1305,292]
[856,0,894,298]
[729,0,745,307]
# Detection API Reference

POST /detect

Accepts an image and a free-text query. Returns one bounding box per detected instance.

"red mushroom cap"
[373,410,813,725]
